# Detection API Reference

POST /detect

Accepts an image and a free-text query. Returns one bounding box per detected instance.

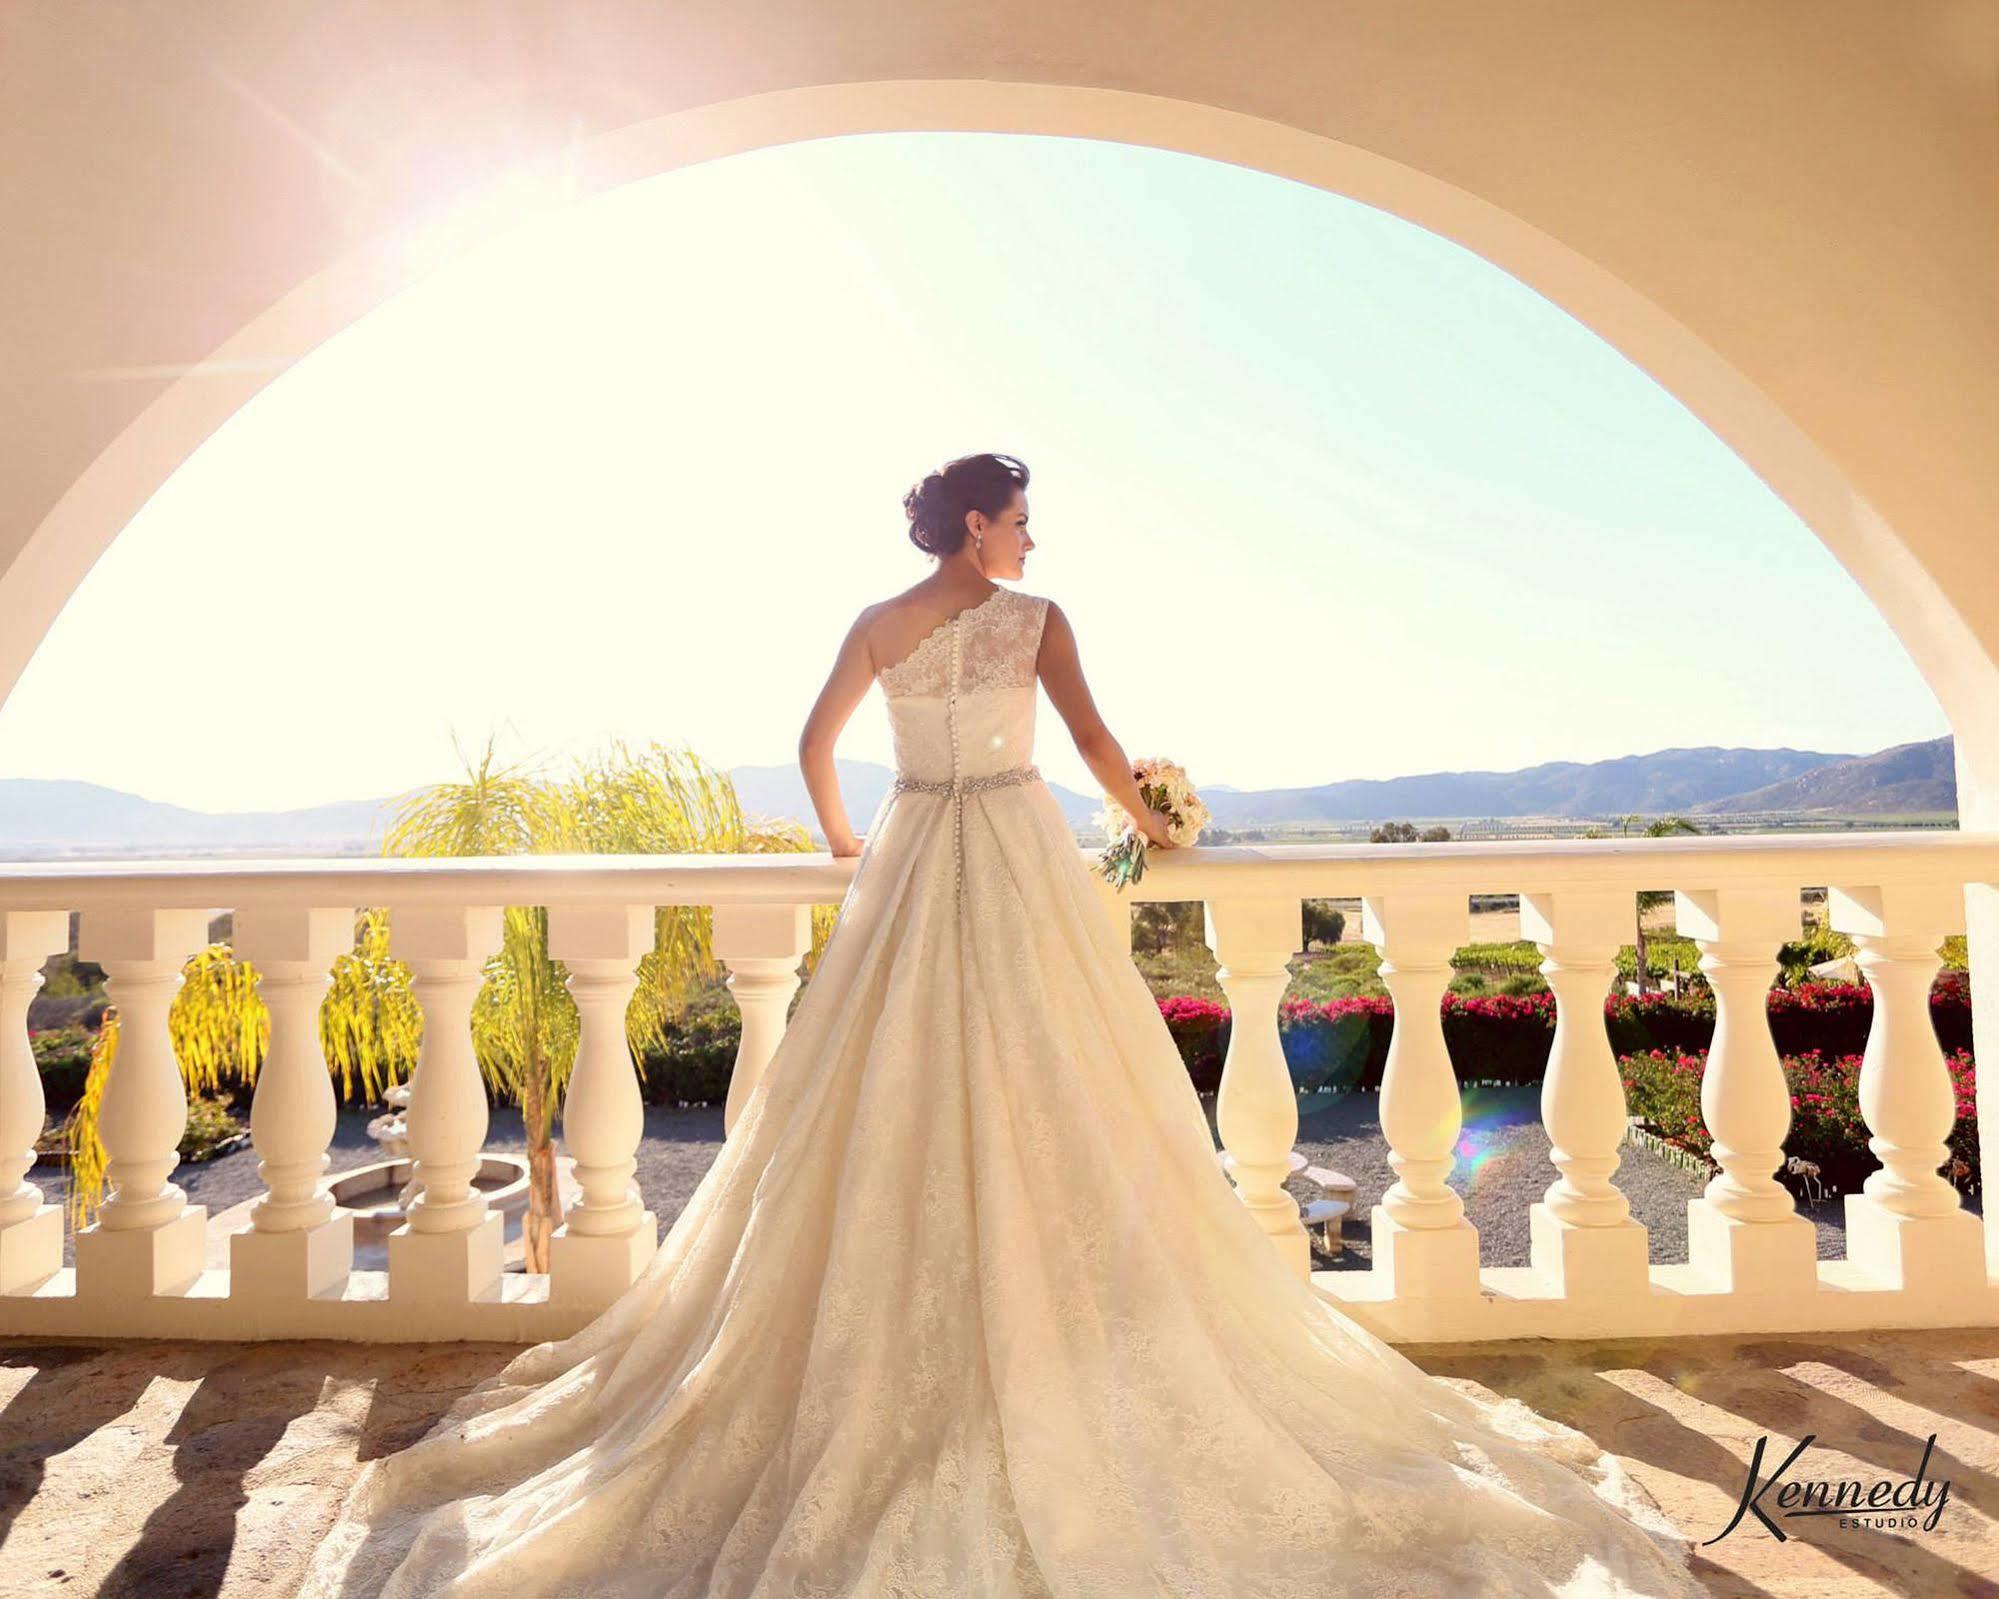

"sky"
[0,130,1948,815]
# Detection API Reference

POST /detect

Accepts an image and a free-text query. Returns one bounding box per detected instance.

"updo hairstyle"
[902,453,1029,557]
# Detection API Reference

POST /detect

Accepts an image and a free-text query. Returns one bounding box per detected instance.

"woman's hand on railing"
[829,832,865,859]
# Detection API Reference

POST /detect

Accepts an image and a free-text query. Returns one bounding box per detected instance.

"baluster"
[1204,895,1310,1277]
[0,911,69,1293]
[73,908,212,1299]
[1828,883,1982,1293]
[1362,891,1479,1298]
[547,905,658,1307]
[1521,890,1649,1300]
[387,905,504,1306]
[714,904,813,1136]
[1674,888,1817,1295]
[227,907,355,1300]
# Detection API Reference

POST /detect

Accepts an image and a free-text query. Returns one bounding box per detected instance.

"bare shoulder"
[853,589,938,669]
[834,598,889,672]
[848,597,890,642]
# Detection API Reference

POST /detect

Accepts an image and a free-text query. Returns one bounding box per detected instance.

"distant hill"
[0,778,415,858]
[1691,736,1955,815]
[0,737,1953,859]
[1193,746,1860,826]
[0,765,1111,860]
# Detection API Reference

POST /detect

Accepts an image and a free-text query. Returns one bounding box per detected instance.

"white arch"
[4,78,1991,799]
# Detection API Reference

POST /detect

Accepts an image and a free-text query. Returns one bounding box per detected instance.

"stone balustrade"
[0,833,1993,1345]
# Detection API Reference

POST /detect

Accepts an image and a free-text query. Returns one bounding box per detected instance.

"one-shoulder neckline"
[874,585,1008,679]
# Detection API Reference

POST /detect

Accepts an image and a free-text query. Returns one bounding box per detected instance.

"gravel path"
[1258,1082,1982,1274]
[34,1082,1946,1277]
[32,1103,729,1270]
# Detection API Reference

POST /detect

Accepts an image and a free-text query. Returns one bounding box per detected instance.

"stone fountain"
[206,1082,578,1273]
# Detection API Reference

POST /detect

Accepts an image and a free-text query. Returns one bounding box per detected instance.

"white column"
[387,905,505,1307]
[547,904,658,1308]
[713,903,813,1136]
[1521,890,1650,1301]
[1674,887,1818,1296]
[0,911,70,1293]
[73,908,213,1299]
[1828,882,1982,1296]
[1362,891,1479,1299]
[1204,895,1310,1278]
[227,906,356,1301]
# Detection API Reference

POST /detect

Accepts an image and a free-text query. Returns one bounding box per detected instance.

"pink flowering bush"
[1603,974,1973,1059]
[1161,976,1977,1121]
[1157,995,1231,1093]
[1620,1044,1979,1198]
[1160,974,1981,1197]
[1203,990,1560,1093]
[1257,980,1972,1094]
[1603,990,1717,1057]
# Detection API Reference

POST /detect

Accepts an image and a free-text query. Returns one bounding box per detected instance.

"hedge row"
[1158,975,1976,1094]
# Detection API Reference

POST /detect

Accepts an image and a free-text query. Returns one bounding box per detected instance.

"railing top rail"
[0,831,1995,910]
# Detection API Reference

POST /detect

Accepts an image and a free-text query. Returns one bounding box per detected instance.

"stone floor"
[4,1323,1997,1597]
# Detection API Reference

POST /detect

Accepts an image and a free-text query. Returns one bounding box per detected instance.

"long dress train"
[296,584,1707,1598]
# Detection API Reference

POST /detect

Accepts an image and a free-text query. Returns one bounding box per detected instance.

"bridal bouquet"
[1094,756,1210,890]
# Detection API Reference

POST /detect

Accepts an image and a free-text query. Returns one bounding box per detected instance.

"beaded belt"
[888,764,1041,799]
[888,762,1042,900]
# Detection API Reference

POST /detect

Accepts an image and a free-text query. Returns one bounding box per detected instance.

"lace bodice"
[877,585,1050,785]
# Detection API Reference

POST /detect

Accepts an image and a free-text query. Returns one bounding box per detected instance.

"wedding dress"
[297,584,1706,1599]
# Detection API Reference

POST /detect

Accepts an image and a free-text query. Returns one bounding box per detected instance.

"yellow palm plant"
[62,937,266,1234]
[60,1008,113,1235]
[62,731,835,1272]
[359,730,830,1272]
[321,907,424,1108]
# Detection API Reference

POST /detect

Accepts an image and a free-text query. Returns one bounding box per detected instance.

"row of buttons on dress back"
[881,608,1034,905]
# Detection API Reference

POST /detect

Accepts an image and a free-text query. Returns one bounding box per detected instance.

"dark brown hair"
[902,453,1029,557]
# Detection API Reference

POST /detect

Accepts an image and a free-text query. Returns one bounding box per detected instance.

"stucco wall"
[4,2,1994,781]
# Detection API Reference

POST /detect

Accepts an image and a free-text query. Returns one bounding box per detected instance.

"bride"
[299,453,1706,1598]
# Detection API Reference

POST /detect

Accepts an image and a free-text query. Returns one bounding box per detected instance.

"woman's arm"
[1035,599,1177,848]
[798,606,880,858]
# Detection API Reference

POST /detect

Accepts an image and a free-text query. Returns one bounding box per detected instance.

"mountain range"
[0,737,1955,859]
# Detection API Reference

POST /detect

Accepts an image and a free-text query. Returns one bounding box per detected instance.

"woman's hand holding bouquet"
[1094,756,1210,890]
